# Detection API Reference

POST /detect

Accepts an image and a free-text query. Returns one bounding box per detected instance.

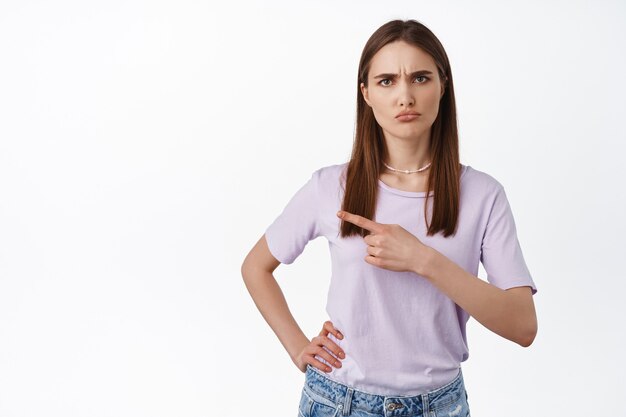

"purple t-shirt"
[264,162,537,395]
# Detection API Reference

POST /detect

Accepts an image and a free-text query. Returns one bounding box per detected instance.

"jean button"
[387,402,403,411]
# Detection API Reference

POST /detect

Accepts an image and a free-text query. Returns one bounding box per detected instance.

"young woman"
[242,19,538,417]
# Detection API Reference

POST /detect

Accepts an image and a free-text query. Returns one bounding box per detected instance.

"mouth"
[396,114,420,122]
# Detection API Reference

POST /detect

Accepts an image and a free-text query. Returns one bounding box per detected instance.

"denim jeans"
[298,364,471,417]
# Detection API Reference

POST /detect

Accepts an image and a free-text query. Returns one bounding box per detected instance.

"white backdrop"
[1,1,625,416]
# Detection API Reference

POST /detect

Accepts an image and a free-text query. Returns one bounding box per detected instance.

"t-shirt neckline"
[378,164,468,198]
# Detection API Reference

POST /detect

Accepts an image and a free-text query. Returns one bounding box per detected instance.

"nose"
[397,80,415,107]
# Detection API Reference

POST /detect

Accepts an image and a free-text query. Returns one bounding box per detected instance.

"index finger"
[337,210,385,234]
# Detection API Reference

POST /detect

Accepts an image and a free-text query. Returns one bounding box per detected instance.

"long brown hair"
[340,19,460,238]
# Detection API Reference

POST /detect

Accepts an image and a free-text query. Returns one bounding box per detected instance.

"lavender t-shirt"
[264,162,537,396]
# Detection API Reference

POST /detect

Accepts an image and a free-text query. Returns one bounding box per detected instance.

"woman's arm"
[419,248,538,347]
[241,235,310,363]
[337,210,538,348]
[241,235,347,373]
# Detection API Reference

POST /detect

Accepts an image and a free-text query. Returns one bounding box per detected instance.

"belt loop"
[342,387,354,415]
[421,393,430,416]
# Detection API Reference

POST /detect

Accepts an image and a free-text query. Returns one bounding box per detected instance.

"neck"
[383,131,431,171]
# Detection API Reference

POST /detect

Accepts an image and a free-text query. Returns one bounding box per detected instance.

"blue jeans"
[298,364,471,417]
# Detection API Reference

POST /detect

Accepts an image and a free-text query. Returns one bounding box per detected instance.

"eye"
[377,75,430,87]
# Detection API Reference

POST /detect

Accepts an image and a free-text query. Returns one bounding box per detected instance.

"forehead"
[368,40,437,75]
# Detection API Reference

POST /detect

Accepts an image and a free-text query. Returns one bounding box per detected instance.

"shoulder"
[461,164,505,196]
[304,162,348,204]
[311,161,349,186]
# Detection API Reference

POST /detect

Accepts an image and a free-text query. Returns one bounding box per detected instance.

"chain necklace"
[382,160,431,174]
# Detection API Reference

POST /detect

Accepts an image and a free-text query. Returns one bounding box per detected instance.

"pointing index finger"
[337,210,384,234]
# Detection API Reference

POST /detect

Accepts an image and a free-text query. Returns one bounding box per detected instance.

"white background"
[1,1,624,416]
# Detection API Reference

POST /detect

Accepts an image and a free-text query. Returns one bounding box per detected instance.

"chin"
[396,128,427,140]
[380,123,427,140]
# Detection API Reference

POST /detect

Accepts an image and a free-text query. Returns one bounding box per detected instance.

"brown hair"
[339,19,460,238]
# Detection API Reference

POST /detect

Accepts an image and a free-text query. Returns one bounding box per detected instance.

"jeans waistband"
[303,364,465,416]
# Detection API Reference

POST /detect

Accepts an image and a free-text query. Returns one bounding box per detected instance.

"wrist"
[413,245,440,279]
[289,336,310,362]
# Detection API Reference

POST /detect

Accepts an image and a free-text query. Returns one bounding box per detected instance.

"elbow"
[240,261,247,280]
[241,257,255,282]
[241,248,261,281]
[241,253,254,281]
[240,255,247,277]
[518,333,535,348]
[517,323,538,348]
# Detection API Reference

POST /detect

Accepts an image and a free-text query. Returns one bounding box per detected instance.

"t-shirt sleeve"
[263,169,322,265]
[480,184,537,295]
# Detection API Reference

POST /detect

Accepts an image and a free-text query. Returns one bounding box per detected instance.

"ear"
[360,82,371,106]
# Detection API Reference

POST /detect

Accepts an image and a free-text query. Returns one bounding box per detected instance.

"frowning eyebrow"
[373,70,434,79]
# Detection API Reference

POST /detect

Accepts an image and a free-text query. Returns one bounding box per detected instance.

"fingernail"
[337,211,343,218]
[339,352,345,358]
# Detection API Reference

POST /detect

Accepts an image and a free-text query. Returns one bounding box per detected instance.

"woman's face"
[360,40,445,143]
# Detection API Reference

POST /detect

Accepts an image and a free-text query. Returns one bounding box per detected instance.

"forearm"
[417,247,531,346]
[242,268,310,362]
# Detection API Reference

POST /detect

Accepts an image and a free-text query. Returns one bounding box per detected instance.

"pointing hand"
[337,210,432,274]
